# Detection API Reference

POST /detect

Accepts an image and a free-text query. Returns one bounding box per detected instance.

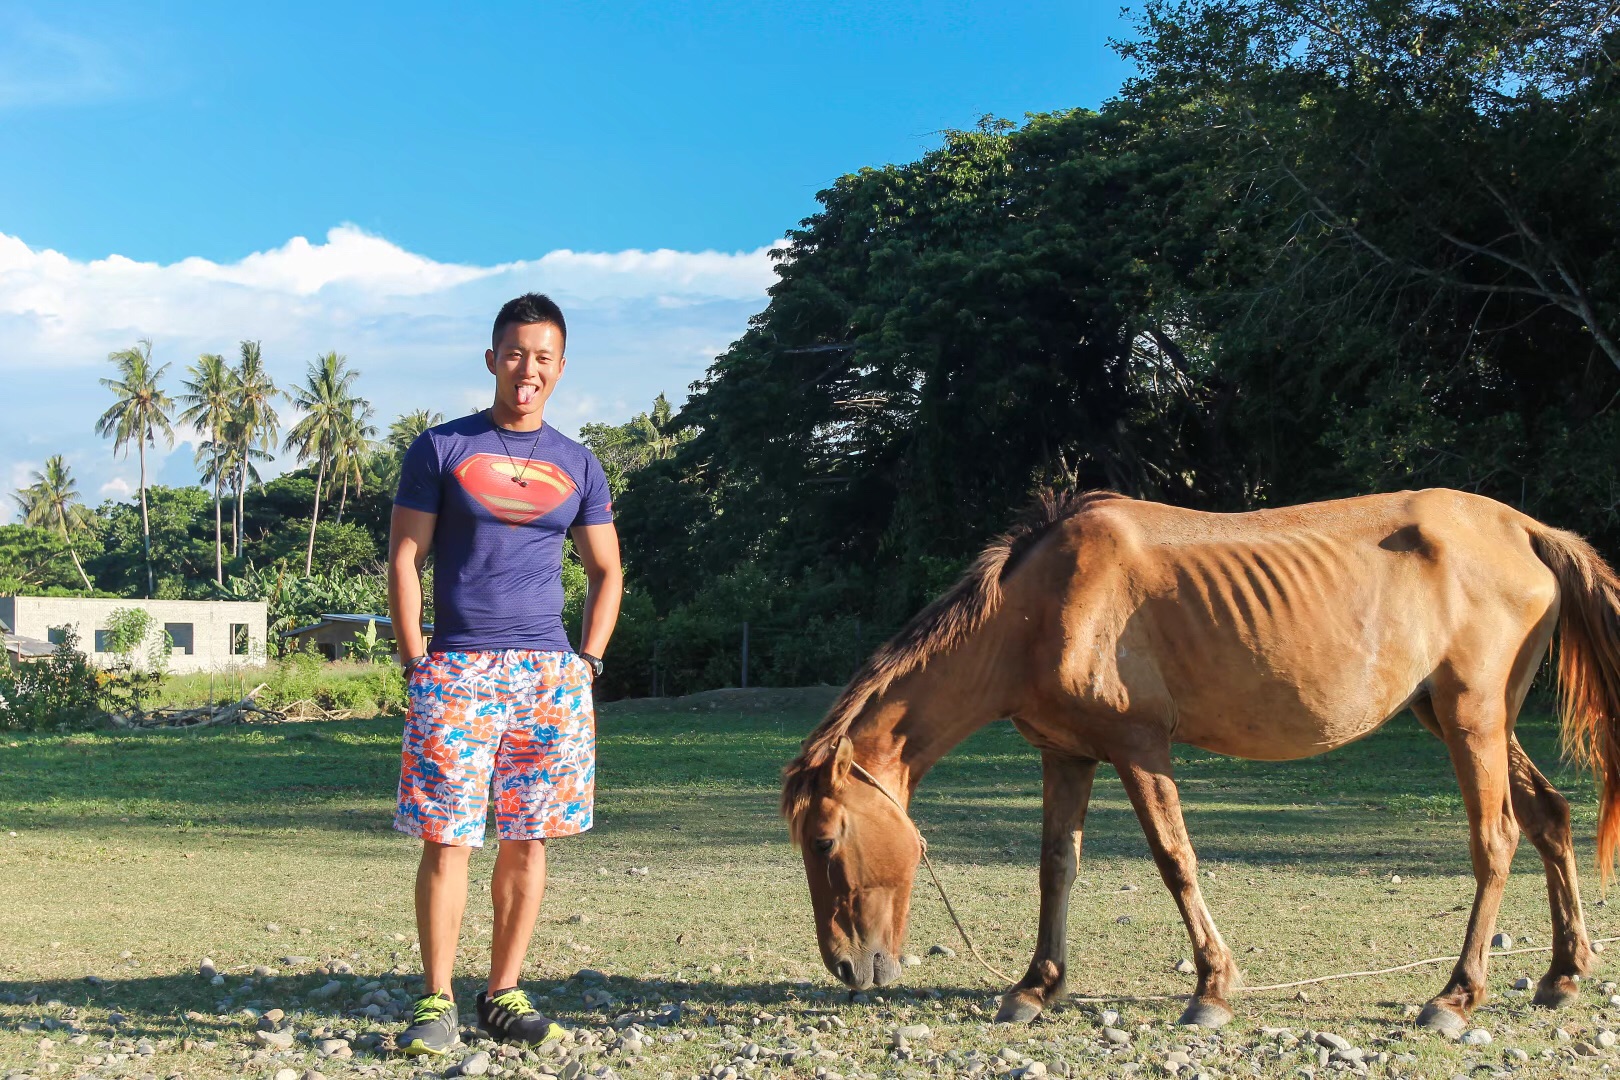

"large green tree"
[229,341,282,559]
[96,340,175,598]
[178,352,235,584]
[284,352,369,574]
[11,456,96,590]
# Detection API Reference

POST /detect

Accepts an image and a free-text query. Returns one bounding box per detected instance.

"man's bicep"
[570,522,621,574]
[390,505,438,563]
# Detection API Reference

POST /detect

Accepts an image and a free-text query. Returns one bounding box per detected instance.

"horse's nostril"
[836,960,855,984]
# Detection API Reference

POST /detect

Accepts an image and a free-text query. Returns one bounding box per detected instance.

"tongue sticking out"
[516,385,537,405]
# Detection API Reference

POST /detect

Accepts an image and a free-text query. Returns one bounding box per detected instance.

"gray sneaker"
[398,991,460,1056]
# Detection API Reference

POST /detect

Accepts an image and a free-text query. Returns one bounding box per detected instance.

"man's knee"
[421,840,474,870]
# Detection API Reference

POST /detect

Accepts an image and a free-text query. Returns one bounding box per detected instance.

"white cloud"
[0,225,777,523]
[99,477,132,500]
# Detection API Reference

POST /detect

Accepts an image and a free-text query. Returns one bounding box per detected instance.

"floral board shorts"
[395,650,595,847]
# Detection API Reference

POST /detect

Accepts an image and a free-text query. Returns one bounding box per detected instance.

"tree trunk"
[213,445,224,586]
[336,474,349,524]
[138,437,153,598]
[235,455,245,558]
[59,506,92,591]
[304,454,327,575]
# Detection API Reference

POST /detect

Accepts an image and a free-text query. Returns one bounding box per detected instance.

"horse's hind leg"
[1413,702,1593,1009]
[996,751,1099,1023]
[1413,690,1520,1035]
[1115,746,1240,1028]
[1507,735,1594,1006]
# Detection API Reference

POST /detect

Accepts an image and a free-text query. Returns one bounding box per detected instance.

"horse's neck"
[849,628,1016,803]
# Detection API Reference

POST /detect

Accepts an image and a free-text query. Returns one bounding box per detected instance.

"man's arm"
[389,505,437,665]
[570,522,623,665]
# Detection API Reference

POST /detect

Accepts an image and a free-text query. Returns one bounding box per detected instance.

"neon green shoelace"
[412,992,453,1024]
[492,989,537,1015]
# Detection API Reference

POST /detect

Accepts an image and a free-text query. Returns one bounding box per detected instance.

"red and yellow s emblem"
[452,453,576,525]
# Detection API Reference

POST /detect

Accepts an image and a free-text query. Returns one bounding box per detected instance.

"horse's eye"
[814,837,835,854]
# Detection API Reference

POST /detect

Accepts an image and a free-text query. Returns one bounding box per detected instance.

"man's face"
[486,321,566,418]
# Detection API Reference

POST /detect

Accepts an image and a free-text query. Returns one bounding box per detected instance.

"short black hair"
[492,293,567,350]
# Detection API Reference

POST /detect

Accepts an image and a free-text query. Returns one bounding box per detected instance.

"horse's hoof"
[1533,975,1581,1009]
[994,990,1045,1024]
[1178,999,1234,1029]
[1415,1002,1468,1037]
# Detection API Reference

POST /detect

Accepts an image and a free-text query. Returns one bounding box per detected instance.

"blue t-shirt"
[394,412,614,653]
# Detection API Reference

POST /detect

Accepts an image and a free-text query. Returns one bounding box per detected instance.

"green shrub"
[259,651,405,717]
[0,629,105,732]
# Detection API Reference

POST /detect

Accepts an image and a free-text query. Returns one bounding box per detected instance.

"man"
[388,293,623,1056]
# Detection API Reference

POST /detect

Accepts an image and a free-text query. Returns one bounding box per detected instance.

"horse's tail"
[1530,525,1620,886]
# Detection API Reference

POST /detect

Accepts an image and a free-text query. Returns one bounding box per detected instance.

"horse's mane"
[780,487,1126,836]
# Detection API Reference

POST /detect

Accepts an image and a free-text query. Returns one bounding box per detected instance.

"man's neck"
[489,404,545,433]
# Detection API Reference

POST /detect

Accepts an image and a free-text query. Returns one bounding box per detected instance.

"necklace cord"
[844,760,1620,1002]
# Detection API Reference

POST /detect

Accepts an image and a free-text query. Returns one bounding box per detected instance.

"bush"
[0,629,105,732]
[259,650,405,717]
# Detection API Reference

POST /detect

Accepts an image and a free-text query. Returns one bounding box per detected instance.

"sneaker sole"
[479,1020,566,1046]
[399,1037,459,1057]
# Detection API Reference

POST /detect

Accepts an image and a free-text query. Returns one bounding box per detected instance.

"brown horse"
[782,489,1620,1033]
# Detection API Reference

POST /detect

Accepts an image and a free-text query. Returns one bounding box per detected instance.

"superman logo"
[452,453,576,525]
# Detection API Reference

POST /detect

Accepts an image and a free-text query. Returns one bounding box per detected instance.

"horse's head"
[785,736,922,990]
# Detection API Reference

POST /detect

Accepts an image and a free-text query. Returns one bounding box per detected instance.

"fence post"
[741,621,750,689]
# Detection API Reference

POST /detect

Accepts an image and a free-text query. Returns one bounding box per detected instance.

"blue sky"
[1,1,1137,519]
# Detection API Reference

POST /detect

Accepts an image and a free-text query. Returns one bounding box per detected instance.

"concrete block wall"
[1,597,269,674]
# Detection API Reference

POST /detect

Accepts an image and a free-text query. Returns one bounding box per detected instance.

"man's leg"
[489,838,548,993]
[417,840,474,997]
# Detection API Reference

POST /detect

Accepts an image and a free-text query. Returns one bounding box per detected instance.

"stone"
[301,1071,327,1080]
[1491,933,1513,949]
[199,958,218,979]
[569,914,591,925]
[1390,875,1402,884]
[1103,1028,1131,1045]
[1116,916,1133,925]
[317,1038,349,1056]
[1174,959,1196,975]
[266,923,281,933]
[1120,883,1139,892]
[461,1050,492,1076]
[274,1070,298,1080]
[894,1025,931,1043]
[928,945,956,958]
[309,980,344,1000]
[627,867,649,877]
[1598,1030,1618,1050]
[1101,1010,1121,1027]
[1504,1047,1529,1062]
[1512,977,1532,990]
[1460,1029,1492,1046]
[1314,1033,1351,1052]
[901,954,922,967]
[256,1029,295,1050]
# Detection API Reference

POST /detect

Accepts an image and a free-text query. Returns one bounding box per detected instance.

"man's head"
[487,293,568,420]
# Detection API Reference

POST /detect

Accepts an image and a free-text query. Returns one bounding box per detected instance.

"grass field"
[3,688,1619,1078]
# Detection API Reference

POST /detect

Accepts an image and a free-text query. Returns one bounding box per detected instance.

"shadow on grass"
[0,969,996,1043]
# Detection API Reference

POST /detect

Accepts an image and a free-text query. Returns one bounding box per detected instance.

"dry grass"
[0,688,1615,1077]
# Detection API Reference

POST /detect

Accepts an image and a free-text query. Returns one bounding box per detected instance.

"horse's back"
[1023,489,1559,759]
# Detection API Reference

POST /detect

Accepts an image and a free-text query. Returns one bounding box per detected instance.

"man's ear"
[830,736,855,790]
[485,348,497,375]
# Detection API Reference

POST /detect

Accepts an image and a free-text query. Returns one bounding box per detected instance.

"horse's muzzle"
[829,950,904,990]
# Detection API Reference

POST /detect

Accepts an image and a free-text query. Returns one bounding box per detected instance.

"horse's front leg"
[1116,747,1241,1028]
[996,751,1098,1022]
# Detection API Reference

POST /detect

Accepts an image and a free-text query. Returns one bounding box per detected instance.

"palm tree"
[386,409,443,454]
[11,456,96,590]
[179,353,234,585]
[331,400,378,524]
[230,341,282,559]
[284,351,365,574]
[96,339,174,598]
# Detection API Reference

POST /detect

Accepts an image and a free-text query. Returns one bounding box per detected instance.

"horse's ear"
[829,736,855,790]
